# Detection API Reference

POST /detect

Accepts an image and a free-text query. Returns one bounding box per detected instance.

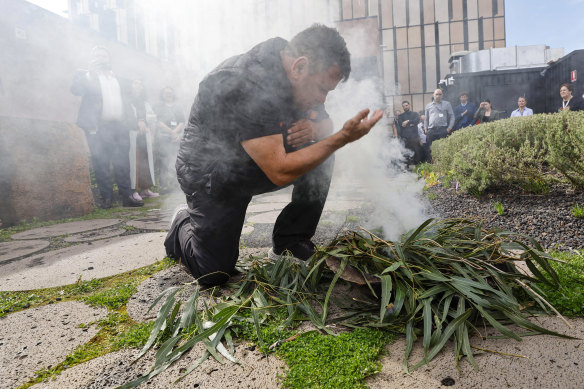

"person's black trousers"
[401,135,422,166]
[86,121,132,201]
[424,126,449,163]
[164,155,334,286]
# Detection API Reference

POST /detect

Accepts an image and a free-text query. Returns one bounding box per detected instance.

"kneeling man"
[165,24,383,286]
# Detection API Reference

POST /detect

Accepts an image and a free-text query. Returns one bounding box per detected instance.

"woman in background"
[558,83,583,112]
[129,79,158,201]
[473,99,500,124]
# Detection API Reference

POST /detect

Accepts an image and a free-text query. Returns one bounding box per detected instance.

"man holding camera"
[71,46,143,208]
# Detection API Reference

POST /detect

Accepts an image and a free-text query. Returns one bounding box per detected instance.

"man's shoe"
[268,240,316,261]
[166,204,190,262]
[101,198,112,209]
[123,195,144,207]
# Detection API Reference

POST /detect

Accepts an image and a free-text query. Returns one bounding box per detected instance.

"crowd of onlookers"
[71,45,583,207]
[71,46,186,208]
[389,82,583,166]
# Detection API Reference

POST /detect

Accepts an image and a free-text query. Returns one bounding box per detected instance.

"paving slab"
[0,301,108,388]
[127,248,269,322]
[367,316,584,389]
[253,193,292,203]
[30,344,286,389]
[0,240,50,263]
[126,211,173,231]
[0,232,167,291]
[11,219,122,240]
[63,227,127,243]
[126,265,197,322]
[246,202,288,213]
[247,210,280,224]
[241,224,254,234]
[323,199,361,211]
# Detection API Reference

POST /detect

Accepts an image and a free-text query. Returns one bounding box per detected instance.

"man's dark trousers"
[85,121,132,201]
[165,156,334,286]
[425,126,448,163]
[402,135,422,165]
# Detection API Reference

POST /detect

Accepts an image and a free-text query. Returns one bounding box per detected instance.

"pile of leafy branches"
[119,218,573,388]
[431,110,584,193]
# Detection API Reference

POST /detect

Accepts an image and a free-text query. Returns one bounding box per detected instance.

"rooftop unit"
[449,45,564,74]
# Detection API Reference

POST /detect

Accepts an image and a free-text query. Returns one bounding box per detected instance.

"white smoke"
[327,78,429,240]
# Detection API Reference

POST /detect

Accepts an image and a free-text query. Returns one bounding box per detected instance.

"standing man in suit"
[71,46,143,208]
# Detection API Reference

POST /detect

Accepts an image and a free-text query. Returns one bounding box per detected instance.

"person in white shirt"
[71,46,143,208]
[510,97,534,117]
[417,113,427,163]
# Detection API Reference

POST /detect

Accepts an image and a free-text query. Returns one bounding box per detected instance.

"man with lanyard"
[397,101,421,165]
[452,92,477,131]
[424,89,454,163]
[164,25,383,286]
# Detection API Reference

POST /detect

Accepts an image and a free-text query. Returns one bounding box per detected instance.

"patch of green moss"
[83,283,138,310]
[539,250,584,316]
[0,257,174,318]
[277,328,394,389]
[18,312,154,389]
[113,321,154,349]
[230,309,296,352]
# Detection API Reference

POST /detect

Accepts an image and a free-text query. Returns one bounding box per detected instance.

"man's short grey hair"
[285,24,351,82]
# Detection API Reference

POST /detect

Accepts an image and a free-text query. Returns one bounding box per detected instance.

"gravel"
[428,183,584,251]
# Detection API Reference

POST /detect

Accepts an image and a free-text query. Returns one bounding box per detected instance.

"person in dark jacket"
[473,99,501,124]
[453,92,477,131]
[70,46,143,208]
[165,24,383,286]
[397,101,421,165]
[558,83,583,112]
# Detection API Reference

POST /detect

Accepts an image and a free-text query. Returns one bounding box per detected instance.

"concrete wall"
[0,117,94,227]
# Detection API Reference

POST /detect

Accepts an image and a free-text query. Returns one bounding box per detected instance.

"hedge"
[431,110,584,193]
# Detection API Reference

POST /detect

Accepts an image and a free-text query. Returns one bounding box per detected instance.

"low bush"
[432,111,584,193]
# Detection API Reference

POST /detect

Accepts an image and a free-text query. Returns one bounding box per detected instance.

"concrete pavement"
[1,185,583,388]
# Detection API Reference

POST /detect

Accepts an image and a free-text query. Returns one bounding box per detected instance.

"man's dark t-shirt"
[176,38,308,197]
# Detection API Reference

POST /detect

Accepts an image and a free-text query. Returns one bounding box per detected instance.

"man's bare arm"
[241,109,383,186]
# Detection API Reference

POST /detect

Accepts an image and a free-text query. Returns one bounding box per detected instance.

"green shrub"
[521,176,550,194]
[432,111,584,192]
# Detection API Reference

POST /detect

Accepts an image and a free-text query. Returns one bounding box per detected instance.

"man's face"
[459,94,468,104]
[518,98,526,108]
[292,64,341,111]
[433,89,443,103]
[402,102,410,112]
